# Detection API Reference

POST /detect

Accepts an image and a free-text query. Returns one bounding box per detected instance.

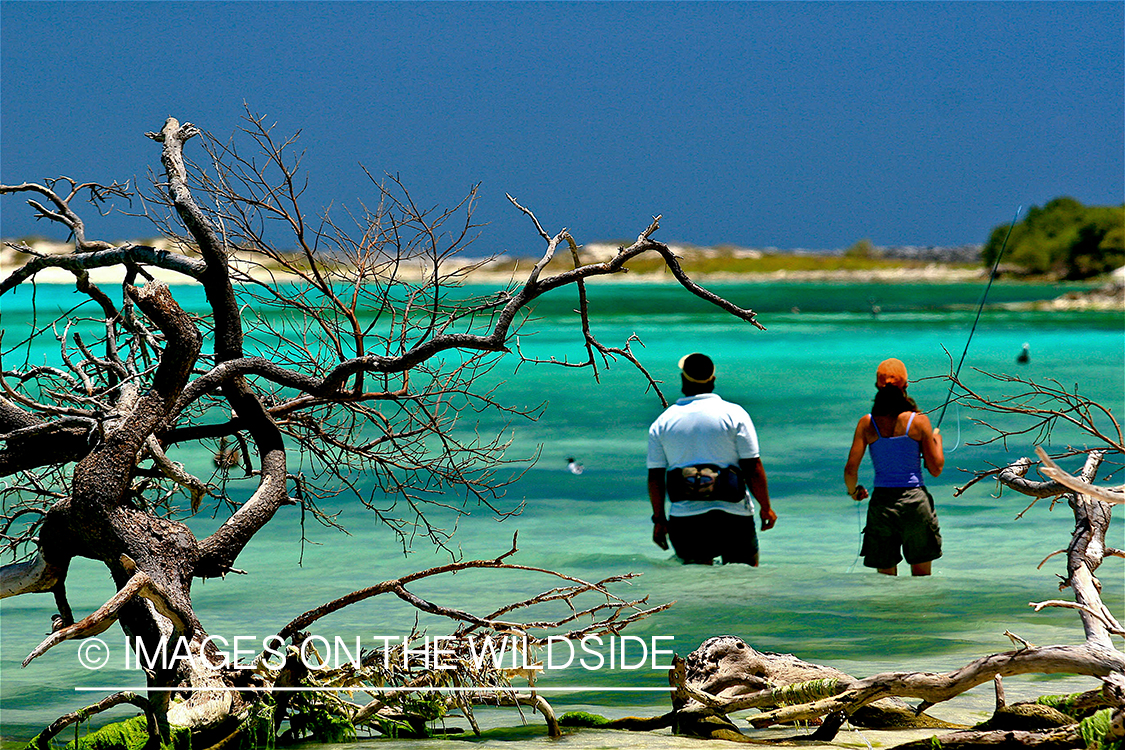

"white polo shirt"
[647,393,760,517]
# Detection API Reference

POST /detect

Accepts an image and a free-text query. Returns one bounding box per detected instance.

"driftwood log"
[564,637,961,742]
[677,636,962,731]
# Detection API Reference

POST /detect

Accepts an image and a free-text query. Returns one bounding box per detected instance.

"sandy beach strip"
[3,240,1120,310]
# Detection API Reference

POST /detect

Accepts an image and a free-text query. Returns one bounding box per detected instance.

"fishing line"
[935,205,1022,431]
[945,402,962,452]
[846,498,864,573]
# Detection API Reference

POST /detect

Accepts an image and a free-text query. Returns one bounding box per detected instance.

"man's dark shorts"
[862,486,942,569]
[668,509,759,565]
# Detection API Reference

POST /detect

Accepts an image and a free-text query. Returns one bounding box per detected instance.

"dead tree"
[0,114,764,743]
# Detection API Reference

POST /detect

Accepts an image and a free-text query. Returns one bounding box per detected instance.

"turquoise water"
[1,280,1122,746]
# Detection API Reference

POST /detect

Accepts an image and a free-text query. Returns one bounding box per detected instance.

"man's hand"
[760,507,777,531]
[652,519,669,550]
[849,484,868,501]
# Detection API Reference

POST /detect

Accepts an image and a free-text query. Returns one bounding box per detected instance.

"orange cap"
[876,358,908,388]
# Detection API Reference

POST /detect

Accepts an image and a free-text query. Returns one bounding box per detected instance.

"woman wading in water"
[844,358,944,576]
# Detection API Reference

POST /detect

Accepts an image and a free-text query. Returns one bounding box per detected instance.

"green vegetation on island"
[483,242,979,280]
[984,197,1124,280]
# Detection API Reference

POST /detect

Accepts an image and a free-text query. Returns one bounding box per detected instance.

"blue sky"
[1,2,1122,256]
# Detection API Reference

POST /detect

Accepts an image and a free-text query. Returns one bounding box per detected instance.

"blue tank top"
[868,412,923,488]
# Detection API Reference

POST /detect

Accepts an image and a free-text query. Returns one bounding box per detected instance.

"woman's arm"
[912,412,945,477]
[844,417,870,500]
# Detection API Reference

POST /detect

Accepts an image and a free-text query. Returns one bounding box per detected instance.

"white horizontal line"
[76,686,673,693]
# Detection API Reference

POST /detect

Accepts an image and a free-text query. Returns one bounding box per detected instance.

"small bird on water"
[1017,342,1030,364]
[566,457,584,475]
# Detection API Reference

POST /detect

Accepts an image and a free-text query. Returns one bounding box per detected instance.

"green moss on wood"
[559,711,612,727]
[771,678,843,706]
[27,716,190,750]
[1079,708,1120,750]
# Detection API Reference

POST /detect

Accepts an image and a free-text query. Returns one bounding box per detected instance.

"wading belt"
[666,464,746,503]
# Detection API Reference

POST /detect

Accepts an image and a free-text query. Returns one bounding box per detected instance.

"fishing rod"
[935,205,1022,430]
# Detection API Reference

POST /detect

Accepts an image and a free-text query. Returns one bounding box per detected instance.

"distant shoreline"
[460,263,986,286]
[3,239,1121,311]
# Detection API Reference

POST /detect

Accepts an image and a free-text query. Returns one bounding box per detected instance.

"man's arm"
[648,468,668,550]
[739,457,776,530]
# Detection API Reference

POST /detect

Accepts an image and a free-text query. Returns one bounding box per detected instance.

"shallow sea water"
[1,280,1121,748]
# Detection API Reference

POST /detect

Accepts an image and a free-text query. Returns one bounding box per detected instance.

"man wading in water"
[844,358,945,576]
[647,353,777,565]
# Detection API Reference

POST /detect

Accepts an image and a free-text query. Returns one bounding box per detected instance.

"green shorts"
[862,486,942,569]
